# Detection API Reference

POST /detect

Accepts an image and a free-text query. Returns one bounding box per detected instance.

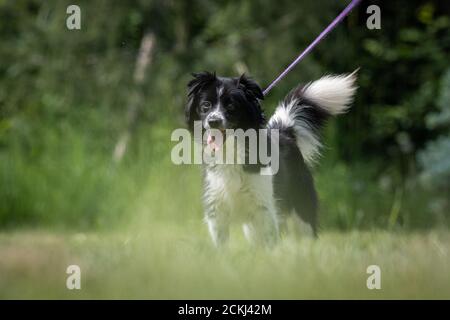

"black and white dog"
[185,71,357,246]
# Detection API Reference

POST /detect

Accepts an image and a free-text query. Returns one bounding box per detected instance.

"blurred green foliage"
[0,0,448,230]
[418,68,450,189]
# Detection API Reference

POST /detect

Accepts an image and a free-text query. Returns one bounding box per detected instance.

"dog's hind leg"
[242,173,279,246]
[277,211,289,236]
[290,211,315,238]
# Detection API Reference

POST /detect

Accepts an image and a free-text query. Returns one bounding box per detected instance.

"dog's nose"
[208,118,223,129]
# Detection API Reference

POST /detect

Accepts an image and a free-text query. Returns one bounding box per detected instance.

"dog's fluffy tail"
[268,72,358,165]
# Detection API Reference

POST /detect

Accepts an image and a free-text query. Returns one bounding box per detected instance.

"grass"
[1,225,450,299]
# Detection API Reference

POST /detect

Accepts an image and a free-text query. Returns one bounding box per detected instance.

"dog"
[185,71,357,246]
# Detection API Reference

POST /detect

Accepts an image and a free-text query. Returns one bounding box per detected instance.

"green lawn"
[1,225,449,299]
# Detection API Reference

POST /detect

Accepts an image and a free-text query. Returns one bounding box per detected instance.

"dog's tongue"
[207,132,220,151]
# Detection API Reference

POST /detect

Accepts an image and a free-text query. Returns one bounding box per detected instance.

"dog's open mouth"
[206,129,225,152]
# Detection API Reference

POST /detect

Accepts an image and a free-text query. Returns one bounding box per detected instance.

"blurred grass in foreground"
[1,228,449,299]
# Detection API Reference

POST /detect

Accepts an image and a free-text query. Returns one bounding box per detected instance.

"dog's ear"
[236,74,265,128]
[187,71,217,97]
[185,71,217,131]
[237,74,264,101]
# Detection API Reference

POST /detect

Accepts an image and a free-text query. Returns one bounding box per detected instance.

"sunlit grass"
[1,226,450,299]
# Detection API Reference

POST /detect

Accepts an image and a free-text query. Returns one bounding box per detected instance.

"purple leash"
[263,0,362,96]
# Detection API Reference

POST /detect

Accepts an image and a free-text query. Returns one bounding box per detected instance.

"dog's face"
[186,72,265,140]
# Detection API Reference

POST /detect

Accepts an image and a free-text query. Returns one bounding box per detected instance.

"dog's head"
[185,72,265,145]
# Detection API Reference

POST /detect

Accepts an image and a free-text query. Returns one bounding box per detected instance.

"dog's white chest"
[205,165,246,207]
[204,165,274,221]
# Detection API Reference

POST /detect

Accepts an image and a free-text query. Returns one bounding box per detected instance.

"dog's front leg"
[243,206,279,246]
[204,210,229,247]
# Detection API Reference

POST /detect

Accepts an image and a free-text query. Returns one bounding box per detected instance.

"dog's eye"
[200,101,212,112]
